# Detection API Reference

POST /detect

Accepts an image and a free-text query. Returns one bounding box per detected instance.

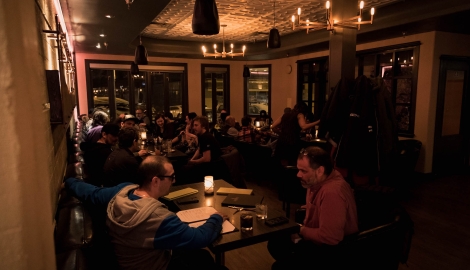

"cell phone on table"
[176,196,199,205]
[265,216,289,227]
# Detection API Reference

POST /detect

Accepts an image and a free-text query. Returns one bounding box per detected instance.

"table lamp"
[141,131,147,140]
[204,176,214,195]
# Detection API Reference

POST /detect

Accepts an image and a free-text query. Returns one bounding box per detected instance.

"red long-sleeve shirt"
[300,170,358,245]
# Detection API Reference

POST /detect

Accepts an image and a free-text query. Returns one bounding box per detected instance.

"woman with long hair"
[152,113,174,140]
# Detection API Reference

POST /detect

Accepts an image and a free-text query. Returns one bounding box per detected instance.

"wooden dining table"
[162,179,300,266]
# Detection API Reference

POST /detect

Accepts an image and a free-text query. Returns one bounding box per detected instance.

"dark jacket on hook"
[319,76,398,181]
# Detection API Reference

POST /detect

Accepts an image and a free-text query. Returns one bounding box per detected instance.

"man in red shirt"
[268,146,358,269]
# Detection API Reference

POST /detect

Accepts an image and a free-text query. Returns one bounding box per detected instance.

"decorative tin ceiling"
[142,0,401,43]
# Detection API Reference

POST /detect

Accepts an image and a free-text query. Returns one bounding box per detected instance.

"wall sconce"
[204,176,214,195]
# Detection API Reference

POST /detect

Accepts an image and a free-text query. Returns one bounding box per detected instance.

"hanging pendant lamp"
[130,62,139,75]
[267,1,281,49]
[134,36,148,65]
[243,66,250,78]
[192,0,220,35]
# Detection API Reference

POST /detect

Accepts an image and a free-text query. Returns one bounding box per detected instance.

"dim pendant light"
[192,0,220,35]
[130,62,139,75]
[134,36,148,65]
[267,1,281,48]
[243,66,250,78]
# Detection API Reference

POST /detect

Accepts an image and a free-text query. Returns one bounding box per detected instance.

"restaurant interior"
[2,0,470,269]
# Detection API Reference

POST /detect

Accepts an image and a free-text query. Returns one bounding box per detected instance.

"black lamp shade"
[243,66,250,78]
[267,28,281,49]
[130,62,139,75]
[192,0,220,35]
[134,44,148,65]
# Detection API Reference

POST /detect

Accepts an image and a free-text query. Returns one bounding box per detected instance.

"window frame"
[200,64,230,123]
[356,42,420,137]
[85,60,188,121]
[243,64,272,117]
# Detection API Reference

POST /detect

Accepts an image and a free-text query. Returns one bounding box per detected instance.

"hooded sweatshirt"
[65,179,223,270]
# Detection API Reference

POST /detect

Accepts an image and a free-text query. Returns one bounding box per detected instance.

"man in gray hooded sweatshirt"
[65,155,225,269]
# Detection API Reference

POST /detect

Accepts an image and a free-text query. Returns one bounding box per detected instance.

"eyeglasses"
[158,173,176,181]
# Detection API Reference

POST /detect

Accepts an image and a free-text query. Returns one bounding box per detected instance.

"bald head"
[137,156,172,187]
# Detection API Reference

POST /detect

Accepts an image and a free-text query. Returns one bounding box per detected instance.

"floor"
[218,171,470,270]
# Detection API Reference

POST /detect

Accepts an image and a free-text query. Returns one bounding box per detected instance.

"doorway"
[433,56,470,173]
[201,65,230,123]
[296,57,328,120]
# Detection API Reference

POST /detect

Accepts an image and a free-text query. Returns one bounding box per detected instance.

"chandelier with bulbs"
[291,1,375,33]
[202,25,246,58]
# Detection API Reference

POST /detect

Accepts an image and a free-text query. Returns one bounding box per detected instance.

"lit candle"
[204,176,214,195]
[292,15,295,29]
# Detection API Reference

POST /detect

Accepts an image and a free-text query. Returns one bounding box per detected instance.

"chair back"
[278,165,306,218]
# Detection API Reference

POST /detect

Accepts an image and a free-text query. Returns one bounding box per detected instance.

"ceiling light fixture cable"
[134,35,148,65]
[267,0,281,48]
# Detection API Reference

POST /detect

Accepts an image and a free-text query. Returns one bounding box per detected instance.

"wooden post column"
[328,0,358,89]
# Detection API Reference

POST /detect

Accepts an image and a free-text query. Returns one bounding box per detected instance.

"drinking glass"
[240,212,253,231]
[255,204,268,219]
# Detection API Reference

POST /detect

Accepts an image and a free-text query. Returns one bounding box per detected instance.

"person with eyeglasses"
[135,108,151,128]
[267,146,358,269]
[64,155,227,270]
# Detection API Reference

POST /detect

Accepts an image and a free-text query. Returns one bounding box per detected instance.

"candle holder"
[204,176,214,195]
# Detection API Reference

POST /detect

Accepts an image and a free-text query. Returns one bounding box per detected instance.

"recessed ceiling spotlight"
[105,15,114,18]
[100,34,106,37]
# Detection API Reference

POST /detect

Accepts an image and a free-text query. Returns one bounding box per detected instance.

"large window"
[297,58,328,120]
[356,42,420,136]
[86,60,187,122]
[244,65,271,116]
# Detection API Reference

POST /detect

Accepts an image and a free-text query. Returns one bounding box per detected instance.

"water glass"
[255,204,268,219]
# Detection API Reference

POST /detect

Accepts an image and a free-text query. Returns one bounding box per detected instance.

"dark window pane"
[247,67,269,116]
[396,50,414,76]
[396,105,410,132]
[396,78,412,104]
[363,54,376,78]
